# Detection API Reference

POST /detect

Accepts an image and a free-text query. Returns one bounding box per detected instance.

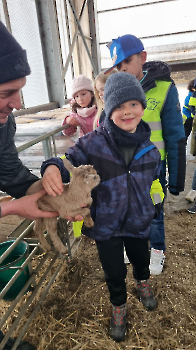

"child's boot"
[186,189,196,202]
[110,302,127,342]
[187,200,196,214]
[135,279,156,311]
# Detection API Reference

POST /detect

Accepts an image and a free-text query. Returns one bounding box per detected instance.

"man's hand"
[1,189,58,220]
[0,189,87,223]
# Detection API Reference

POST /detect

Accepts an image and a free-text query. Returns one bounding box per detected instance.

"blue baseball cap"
[105,34,144,74]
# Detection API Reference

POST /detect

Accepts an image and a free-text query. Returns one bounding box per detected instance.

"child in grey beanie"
[104,72,146,119]
[41,71,163,342]
[104,72,148,148]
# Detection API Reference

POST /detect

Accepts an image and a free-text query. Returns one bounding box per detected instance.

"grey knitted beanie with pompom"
[104,72,146,118]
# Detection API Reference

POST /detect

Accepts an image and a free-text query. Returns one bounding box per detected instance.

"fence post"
[42,137,52,159]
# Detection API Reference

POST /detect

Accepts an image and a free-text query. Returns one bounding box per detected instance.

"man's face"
[117,52,147,81]
[0,77,26,124]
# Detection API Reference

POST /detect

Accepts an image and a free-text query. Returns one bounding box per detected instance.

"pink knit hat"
[72,74,94,97]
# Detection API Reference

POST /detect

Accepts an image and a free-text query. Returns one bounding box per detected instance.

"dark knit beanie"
[104,72,146,119]
[0,21,30,84]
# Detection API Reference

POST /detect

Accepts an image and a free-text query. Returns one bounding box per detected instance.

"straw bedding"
[1,210,196,349]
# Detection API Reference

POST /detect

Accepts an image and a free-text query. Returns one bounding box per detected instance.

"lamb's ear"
[62,157,74,172]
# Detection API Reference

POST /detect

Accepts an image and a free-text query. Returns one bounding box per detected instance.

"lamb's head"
[71,165,100,190]
[62,158,100,190]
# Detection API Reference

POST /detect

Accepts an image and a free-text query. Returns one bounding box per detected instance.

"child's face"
[111,100,144,133]
[116,52,146,81]
[74,90,93,108]
[95,80,105,102]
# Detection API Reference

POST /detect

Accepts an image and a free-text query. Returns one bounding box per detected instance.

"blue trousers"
[149,160,166,252]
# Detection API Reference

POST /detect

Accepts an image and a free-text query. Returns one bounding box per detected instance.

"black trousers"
[184,117,193,141]
[95,236,150,306]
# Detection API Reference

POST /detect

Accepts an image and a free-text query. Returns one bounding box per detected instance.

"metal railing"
[0,124,81,350]
[16,124,69,160]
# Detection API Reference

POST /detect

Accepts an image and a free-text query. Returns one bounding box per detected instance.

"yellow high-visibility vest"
[150,179,164,204]
[189,96,196,107]
[142,80,172,160]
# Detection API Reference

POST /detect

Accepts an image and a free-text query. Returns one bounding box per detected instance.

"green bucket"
[0,240,31,301]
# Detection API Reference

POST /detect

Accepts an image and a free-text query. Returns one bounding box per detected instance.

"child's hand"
[66,116,79,127]
[42,165,64,197]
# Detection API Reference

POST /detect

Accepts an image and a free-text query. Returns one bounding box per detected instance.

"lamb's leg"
[72,208,94,228]
[34,218,51,252]
[45,218,68,255]
[83,212,94,227]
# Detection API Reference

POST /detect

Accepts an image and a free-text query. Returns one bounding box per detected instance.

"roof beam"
[97,0,177,14]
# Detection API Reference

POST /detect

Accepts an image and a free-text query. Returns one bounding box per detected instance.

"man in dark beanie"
[0,20,31,85]
[0,21,85,350]
[0,20,60,350]
[0,21,60,219]
[38,72,164,342]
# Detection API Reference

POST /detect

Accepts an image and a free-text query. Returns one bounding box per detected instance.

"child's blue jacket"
[41,123,161,241]
[182,91,193,119]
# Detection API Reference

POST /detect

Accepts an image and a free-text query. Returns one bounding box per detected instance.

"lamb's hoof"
[59,250,68,257]
[56,246,68,255]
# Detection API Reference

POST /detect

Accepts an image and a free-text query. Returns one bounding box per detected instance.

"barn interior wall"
[69,0,94,80]
[0,0,195,108]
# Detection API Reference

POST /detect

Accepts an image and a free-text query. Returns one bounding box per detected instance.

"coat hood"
[141,61,172,92]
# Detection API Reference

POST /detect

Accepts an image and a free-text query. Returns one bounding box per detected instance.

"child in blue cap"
[105,34,186,276]
[40,72,164,342]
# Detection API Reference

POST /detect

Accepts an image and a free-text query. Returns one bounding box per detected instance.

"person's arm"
[0,114,38,198]
[161,83,186,194]
[0,188,85,222]
[62,111,78,136]
[0,189,58,220]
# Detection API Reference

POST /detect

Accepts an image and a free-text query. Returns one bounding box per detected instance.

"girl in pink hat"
[62,75,97,137]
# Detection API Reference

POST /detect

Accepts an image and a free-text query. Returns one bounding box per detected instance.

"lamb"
[26,158,100,254]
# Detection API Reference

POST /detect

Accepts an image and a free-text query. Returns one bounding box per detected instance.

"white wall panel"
[98,1,195,43]
[97,0,196,70]
[2,0,49,108]
[97,0,165,11]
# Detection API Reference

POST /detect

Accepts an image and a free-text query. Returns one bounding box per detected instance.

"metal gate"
[0,124,81,350]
